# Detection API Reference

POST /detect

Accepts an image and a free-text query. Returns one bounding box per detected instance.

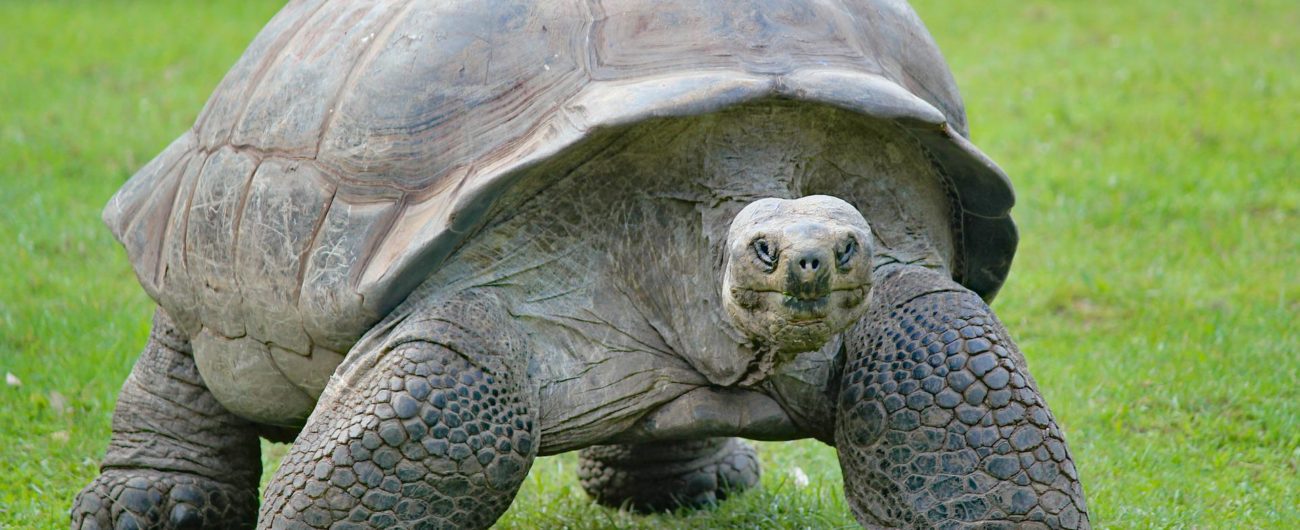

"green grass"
[1,0,1295,527]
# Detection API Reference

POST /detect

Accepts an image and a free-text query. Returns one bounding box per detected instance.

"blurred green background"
[1,1,1295,527]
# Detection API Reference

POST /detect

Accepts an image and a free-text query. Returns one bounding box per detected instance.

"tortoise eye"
[752,239,776,270]
[836,238,857,269]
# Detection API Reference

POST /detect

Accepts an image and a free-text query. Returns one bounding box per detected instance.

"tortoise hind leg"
[835,267,1089,528]
[577,437,760,512]
[260,292,538,529]
[72,309,261,529]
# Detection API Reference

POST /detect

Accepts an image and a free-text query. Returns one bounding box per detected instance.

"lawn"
[1,0,1295,528]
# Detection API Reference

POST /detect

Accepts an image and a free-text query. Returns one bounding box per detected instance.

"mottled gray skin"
[76,0,1089,527]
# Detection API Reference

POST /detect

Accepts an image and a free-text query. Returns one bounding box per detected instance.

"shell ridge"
[350,196,408,310]
[582,0,606,78]
[201,143,320,163]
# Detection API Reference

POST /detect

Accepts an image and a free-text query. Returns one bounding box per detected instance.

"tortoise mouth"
[724,284,871,353]
[730,285,868,318]
[781,285,868,313]
[782,295,830,322]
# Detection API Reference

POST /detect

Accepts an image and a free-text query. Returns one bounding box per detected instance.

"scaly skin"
[577,437,760,512]
[71,310,261,530]
[259,293,538,529]
[836,267,1089,529]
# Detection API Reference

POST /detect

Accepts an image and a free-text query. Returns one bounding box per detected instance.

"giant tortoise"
[74,0,1090,528]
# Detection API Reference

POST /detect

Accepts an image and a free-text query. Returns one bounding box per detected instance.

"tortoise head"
[722,196,875,354]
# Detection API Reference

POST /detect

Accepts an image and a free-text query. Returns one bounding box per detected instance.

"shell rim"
[362,68,1017,309]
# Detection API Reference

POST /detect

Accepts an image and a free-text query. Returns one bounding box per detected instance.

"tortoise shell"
[105,0,1015,366]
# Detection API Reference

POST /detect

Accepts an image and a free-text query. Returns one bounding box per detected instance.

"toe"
[71,470,256,530]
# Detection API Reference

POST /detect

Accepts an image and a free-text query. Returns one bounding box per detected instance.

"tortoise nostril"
[787,249,833,300]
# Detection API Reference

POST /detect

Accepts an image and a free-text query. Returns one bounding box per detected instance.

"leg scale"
[836,268,1089,529]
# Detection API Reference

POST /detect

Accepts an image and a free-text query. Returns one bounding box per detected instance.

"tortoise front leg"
[835,267,1089,529]
[71,309,261,529]
[260,294,538,529]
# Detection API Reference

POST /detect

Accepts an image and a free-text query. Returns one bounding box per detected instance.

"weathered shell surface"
[105,0,1015,396]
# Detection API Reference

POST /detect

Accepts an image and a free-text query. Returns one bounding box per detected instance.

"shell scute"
[315,0,589,192]
[184,146,258,339]
[269,344,344,398]
[195,0,330,149]
[192,329,316,425]
[229,0,408,156]
[234,158,336,354]
[298,197,398,353]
